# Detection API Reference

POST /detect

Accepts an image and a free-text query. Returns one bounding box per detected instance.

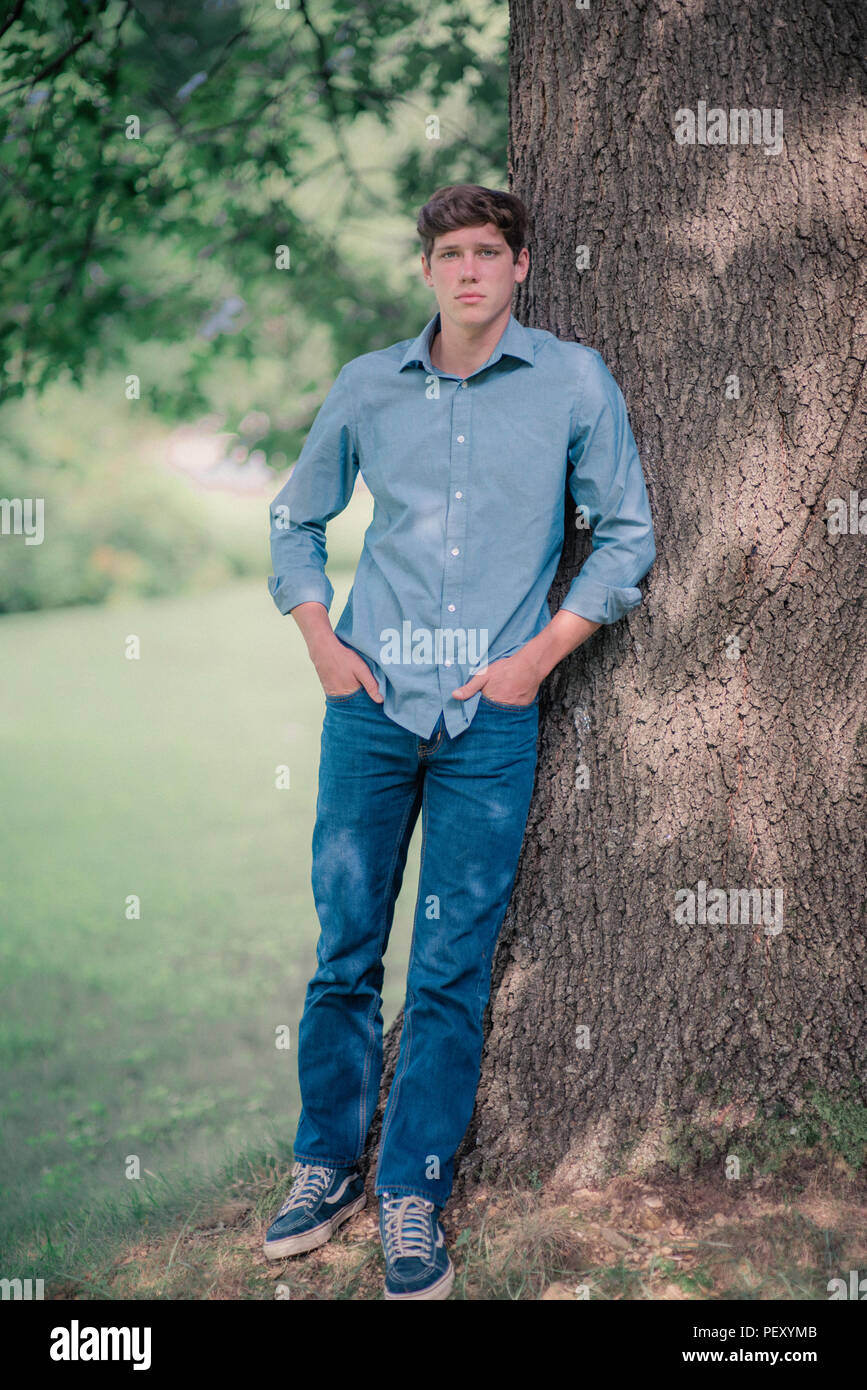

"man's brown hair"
[416,184,530,264]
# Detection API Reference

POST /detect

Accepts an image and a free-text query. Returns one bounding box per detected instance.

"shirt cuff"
[267,573,333,616]
[559,575,643,625]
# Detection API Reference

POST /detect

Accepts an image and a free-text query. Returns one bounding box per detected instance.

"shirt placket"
[440,376,473,715]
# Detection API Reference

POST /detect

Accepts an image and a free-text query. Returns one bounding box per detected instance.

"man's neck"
[429,305,512,380]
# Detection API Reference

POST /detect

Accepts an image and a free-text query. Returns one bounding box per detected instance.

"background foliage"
[1,0,507,453]
[0,0,509,1240]
[0,0,507,610]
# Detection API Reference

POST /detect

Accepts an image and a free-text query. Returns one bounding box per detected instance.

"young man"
[263,184,656,1300]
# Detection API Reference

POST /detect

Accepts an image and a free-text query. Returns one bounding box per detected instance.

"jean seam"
[325,686,366,703]
[376,769,428,1173]
[479,692,539,710]
[293,1151,360,1169]
[374,1185,437,1202]
[356,781,420,1156]
[476,942,492,1025]
[418,722,444,757]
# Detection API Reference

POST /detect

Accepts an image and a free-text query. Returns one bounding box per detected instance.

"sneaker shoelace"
[277,1162,333,1218]
[382,1195,436,1261]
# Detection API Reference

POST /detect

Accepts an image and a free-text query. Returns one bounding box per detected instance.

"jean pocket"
[479,691,539,710]
[324,685,367,704]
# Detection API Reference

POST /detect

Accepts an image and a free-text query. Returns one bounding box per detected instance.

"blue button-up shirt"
[268,309,655,740]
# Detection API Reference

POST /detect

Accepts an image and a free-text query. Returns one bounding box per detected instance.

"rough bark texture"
[364,0,867,1197]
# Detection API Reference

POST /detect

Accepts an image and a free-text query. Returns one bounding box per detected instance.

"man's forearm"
[522,609,602,683]
[290,600,337,656]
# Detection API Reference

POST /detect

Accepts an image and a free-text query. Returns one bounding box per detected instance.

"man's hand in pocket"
[312,635,383,701]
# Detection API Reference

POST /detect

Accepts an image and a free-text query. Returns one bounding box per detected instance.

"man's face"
[421,222,529,330]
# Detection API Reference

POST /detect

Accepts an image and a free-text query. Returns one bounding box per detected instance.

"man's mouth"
[457,293,484,301]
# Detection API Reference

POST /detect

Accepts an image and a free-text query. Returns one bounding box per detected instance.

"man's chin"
[448,298,508,328]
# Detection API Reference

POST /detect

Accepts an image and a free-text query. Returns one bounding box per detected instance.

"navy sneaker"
[379,1193,455,1300]
[263,1161,366,1259]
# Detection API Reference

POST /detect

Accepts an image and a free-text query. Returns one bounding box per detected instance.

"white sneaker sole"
[263,1191,367,1259]
[384,1256,455,1300]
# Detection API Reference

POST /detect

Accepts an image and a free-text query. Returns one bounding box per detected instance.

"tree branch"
[0,30,95,97]
[0,0,27,43]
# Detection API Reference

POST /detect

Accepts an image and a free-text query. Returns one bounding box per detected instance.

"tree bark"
[364,0,867,1196]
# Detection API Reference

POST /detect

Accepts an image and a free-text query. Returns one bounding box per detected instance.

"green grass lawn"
[0,570,418,1254]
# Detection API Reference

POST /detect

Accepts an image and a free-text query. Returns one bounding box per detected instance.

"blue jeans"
[292,684,540,1209]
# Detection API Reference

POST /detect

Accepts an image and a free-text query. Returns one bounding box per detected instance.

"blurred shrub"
[0,388,264,614]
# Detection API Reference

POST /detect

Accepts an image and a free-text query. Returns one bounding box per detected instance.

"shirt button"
[448,604,455,612]
[455,491,462,498]
[457,434,465,443]
[460,381,467,388]
[451,547,459,556]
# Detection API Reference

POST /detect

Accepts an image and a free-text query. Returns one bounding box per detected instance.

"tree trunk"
[364,0,867,1195]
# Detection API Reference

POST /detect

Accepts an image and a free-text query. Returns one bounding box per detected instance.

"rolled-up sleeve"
[267,365,359,616]
[561,348,656,625]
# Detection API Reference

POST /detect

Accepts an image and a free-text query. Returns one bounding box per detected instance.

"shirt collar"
[398,309,535,375]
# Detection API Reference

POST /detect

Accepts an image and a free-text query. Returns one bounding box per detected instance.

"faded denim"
[292,684,539,1208]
